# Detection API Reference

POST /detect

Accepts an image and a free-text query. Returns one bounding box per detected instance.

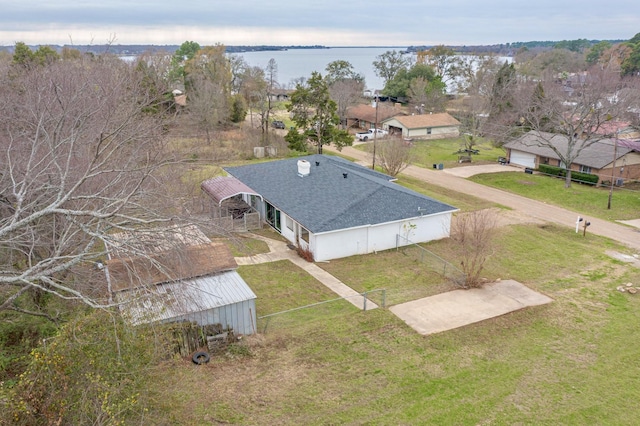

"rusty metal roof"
[201,176,262,206]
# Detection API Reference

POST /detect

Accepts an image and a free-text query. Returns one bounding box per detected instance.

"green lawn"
[355,136,506,168]
[161,223,640,425]
[470,171,640,221]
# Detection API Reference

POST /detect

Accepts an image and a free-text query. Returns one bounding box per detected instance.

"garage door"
[509,150,536,169]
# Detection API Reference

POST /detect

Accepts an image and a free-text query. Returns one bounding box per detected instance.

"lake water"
[233,47,405,91]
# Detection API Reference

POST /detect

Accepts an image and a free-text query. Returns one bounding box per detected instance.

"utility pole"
[372,94,379,170]
[607,133,618,210]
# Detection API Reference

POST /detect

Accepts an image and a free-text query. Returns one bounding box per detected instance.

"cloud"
[0,0,638,46]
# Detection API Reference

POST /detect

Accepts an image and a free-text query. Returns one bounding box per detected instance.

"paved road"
[326,145,640,252]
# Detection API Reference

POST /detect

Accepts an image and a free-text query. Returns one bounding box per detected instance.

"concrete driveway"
[442,163,520,177]
[389,280,553,335]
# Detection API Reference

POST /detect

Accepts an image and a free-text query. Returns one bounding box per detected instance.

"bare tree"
[450,209,497,288]
[185,45,232,144]
[520,67,631,188]
[373,138,413,177]
[329,79,365,128]
[0,56,182,319]
[408,77,447,113]
[453,55,503,150]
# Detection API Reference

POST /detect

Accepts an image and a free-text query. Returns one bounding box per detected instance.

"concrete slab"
[618,219,640,230]
[389,280,552,335]
[442,164,520,178]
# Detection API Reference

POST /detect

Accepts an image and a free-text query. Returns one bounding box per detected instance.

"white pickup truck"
[355,128,387,141]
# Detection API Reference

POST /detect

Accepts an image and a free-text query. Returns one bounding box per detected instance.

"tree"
[408,77,447,113]
[374,138,413,177]
[621,33,640,76]
[383,63,445,103]
[419,45,462,85]
[324,60,364,85]
[229,93,247,123]
[170,40,200,82]
[454,55,503,148]
[519,67,630,188]
[0,55,180,320]
[286,71,352,153]
[516,48,586,79]
[450,209,497,288]
[11,41,35,67]
[586,41,612,65]
[184,44,232,143]
[484,61,519,145]
[325,60,365,128]
[372,50,410,85]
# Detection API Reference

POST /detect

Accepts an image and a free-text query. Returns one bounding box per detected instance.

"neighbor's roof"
[107,242,237,292]
[224,154,457,234]
[504,130,639,169]
[201,176,262,206]
[115,270,256,325]
[382,113,461,129]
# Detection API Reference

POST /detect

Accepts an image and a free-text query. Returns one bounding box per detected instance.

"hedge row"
[537,164,599,185]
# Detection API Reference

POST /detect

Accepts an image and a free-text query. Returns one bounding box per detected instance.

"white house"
[381,113,461,140]
[216,155,458,262]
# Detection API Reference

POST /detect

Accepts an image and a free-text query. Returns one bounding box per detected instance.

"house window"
[265,202,281,232]
[285,216,293,231]
[427,127,432,135]
[579,165,592,174]
[300,227,309,243]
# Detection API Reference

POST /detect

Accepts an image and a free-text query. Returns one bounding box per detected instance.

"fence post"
[362,292,367,311]
[382,289,386,308]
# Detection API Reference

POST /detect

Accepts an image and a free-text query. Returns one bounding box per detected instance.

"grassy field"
[160,223,640,424]
[355,136,506,169]
[470,171,640,221]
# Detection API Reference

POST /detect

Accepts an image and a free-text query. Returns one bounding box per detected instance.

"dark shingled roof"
[504,130,639,169]
[224,154,457,234]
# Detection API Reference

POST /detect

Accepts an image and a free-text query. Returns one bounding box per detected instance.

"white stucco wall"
[313,212,453,262]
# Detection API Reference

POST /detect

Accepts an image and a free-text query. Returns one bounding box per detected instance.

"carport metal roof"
[201,176,262,206]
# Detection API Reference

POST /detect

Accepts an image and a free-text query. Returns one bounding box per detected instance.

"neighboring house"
[107,227,257,335]
[346,102,404,130]
[504,130,640,185]
[268,89,291,102]
[381,113,461,140]
[215,154,457,262]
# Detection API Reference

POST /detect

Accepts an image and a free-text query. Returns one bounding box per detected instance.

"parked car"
[356,128,387,141]
[272,120,285,129]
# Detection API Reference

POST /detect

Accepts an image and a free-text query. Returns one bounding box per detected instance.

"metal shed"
[115,270,257,335]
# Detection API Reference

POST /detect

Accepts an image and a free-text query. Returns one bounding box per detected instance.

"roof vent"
[343,172,348,179]
[297,159,311,177]
[315,161,320,166]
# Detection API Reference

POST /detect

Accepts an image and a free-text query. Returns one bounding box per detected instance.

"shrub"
[538,164,598,186]
[4,311,174,425]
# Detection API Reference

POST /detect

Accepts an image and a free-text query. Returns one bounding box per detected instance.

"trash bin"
[524,168,533,174]
[438,163,444,170]
[433,164,437,169]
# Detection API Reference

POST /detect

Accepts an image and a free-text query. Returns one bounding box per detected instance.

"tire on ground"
[192,351,211,365]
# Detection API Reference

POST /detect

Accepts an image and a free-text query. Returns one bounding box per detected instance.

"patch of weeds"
[224,342,253,359]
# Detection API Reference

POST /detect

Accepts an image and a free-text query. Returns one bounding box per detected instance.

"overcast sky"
[1,0,638,47]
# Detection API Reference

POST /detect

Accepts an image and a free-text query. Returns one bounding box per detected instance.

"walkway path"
[235,234,378,311]
[326,145,640,252]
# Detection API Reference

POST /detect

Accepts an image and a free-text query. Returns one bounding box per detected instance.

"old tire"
[192,351,210,365]
[363,136,368,141]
